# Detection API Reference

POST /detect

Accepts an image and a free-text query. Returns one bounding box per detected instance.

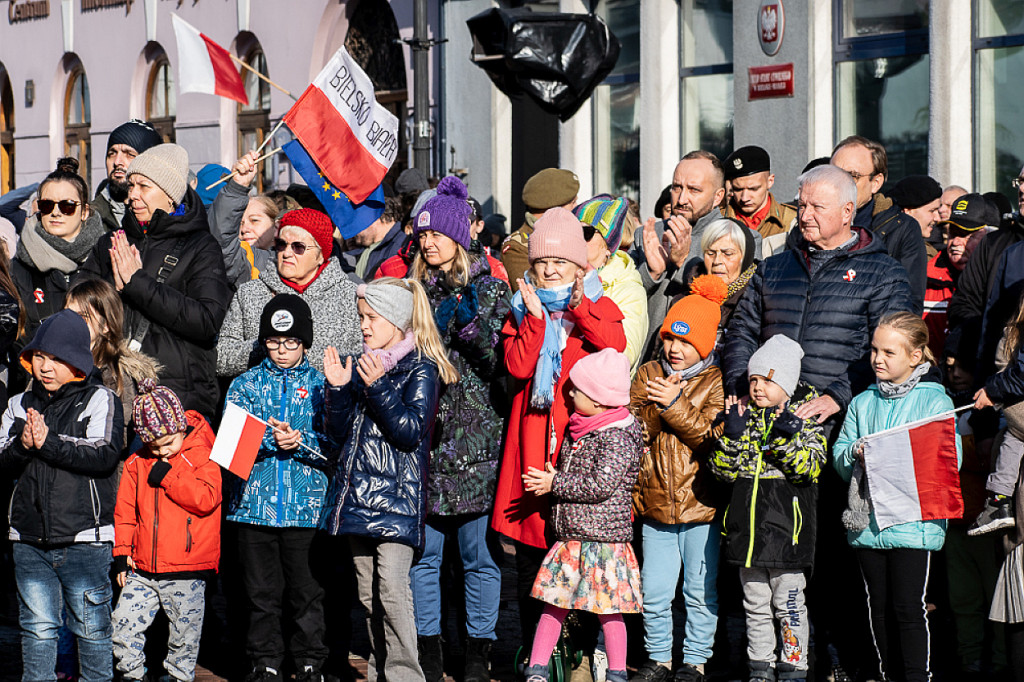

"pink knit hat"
[568,348,631,407]
[528,207,588,268]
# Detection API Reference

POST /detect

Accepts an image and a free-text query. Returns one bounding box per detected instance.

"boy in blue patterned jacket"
[224,295,332,682]
[710,335,827,682]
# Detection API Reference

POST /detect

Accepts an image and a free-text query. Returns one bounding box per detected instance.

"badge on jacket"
[33,289,44,304]
[296,387,308,399]
[843,269,857,282]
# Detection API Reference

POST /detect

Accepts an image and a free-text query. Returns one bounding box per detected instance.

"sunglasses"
[274,239,320,256]
[581,224,598,242]
[38,199,82,216]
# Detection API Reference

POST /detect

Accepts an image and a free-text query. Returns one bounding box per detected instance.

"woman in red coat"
[491,207,626,642]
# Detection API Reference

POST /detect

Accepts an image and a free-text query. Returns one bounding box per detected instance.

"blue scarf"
[510,270,604,409]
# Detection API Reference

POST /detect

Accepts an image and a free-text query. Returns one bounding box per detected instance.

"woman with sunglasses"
[217,207,362,379]
[75,143,232,421]
[12,158,106,351]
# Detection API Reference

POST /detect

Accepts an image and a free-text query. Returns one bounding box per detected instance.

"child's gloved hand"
[771,411,804,439]
[147,460,172,487]
[453,285,479,328]
[113,555,136,588]
[722,403,748,439]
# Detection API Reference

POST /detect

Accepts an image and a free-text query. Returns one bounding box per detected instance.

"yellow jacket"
[599,250,649,376]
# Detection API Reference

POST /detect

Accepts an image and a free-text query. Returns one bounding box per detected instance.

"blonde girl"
[321,277,455,682]
[834,312,960,682]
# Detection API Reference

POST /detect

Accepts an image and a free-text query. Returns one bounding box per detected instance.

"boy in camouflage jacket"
[710,335,826,682]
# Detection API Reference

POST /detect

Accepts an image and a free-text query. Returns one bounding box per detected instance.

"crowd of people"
[0,117,1023,682]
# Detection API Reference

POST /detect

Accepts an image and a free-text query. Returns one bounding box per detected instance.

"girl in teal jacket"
[833,312,961,682]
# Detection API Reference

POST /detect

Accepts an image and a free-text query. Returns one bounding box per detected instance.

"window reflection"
[975,45,1024,193]
[841,0,929,38]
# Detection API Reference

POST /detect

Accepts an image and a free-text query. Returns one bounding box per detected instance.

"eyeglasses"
[581,224,598,241]
[264,338,302,350]
[844,170,875,181]
[1012,177,1024,189]
[273,239,320,256]
[37,199,81,216]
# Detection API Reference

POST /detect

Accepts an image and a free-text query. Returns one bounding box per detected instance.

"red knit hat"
[660,275,729,358]
[279,208,334,259]
[528,207,588,268]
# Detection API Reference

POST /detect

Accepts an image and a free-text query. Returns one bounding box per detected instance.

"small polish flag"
[209,402,267,479]
[171,14,248,105]
[862,411,963,531]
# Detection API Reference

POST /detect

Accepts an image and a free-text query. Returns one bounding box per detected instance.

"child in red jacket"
[111,379,222,682]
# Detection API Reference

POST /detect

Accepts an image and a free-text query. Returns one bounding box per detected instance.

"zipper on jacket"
[277,368,290,524]
[186,517,192,553]
[152,484,160,569]
[745,412,770,568]
[791,496,802,545]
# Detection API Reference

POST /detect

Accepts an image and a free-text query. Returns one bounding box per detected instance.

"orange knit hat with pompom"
[660,274,729,358]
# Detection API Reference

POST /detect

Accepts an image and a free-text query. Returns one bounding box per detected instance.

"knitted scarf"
[568,406,632,440]
[877,362,931,400]
[510,270,604,409]
[20,212,105,273]
[363,331,416,373]
[727,263,757,299]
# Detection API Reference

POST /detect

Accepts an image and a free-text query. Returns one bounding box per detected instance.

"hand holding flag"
[210,403,324,480]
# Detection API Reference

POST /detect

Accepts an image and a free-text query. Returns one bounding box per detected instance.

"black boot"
[464,637,492,682]
[418,634,444,682]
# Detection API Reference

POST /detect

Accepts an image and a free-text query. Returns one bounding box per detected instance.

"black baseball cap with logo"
[938,193,990,233]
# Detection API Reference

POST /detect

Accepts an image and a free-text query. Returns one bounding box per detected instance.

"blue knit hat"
[413,176,473,249]
[19,309,95,378]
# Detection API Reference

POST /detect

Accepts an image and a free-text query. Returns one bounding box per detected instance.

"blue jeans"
[640,520,720,666]
[410,514,501,639]
[13,542,113,682]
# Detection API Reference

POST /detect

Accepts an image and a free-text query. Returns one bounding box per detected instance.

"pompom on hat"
[413,176,473,249]
[569,348,632,407]
[528,207,588,268]
[133,378,189,443]
[660,274,728,359]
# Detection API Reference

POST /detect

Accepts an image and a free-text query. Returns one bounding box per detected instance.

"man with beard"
[90,119,163,231]
[923,194,989,358]
[721,145,796,258]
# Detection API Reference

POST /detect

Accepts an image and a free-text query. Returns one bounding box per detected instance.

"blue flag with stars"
[283,139,385,239]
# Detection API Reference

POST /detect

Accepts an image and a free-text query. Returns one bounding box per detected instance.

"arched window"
[238,45,271,192]
[64,66,91,186]
[147,54,176,142]
[1,67,13,194]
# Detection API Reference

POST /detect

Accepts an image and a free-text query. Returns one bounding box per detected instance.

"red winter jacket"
[113,411,222,574]
[924,249,958,360]
[491,295,626,548]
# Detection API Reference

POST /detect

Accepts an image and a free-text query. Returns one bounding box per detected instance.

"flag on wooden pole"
[209,402,267,479]
[171,14,248,105]
[862,411,963,531]
[283,46,399,203]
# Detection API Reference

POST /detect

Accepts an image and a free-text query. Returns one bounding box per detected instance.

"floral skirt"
[530,540,643,614]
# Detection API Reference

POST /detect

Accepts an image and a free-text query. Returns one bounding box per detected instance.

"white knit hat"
[127,143,189,205]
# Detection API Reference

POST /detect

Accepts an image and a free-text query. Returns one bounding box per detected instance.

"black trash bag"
[466,8,621,122]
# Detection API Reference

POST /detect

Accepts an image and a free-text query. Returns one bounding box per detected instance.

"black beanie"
[259,295,314,348]
[107,119,163,155]
[20,309,95,377]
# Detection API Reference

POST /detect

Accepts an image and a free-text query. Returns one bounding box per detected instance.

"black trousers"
[237,524,328,669]
[857,547,932,682]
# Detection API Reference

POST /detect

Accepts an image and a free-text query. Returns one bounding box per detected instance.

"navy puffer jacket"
[320,352,440,549]
[724,227,915,412]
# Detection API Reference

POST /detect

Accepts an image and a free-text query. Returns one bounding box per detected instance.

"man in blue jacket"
[723,163,916,682]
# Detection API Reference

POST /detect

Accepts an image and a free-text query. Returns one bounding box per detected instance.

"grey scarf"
[661,350,717,382]
[18,212,105,274]
[877,362,931,400]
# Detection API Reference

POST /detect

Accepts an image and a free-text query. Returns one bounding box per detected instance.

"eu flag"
[283,139,385,239]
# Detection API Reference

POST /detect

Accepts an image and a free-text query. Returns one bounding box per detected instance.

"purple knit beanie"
[414,176,473,249]
[133,378,188,443]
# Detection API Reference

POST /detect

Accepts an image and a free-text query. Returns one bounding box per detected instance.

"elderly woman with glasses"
[216,207,362,378]
[13,157,106,347]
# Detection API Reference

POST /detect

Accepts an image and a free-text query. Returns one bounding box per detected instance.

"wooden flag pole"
[253,118,287,156]
[230,54,297,101]
[205,146,284,191]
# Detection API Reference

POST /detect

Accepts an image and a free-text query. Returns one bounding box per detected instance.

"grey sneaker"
[968,497,1016,536]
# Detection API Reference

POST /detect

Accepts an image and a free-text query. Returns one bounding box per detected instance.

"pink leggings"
[529,604,627,671]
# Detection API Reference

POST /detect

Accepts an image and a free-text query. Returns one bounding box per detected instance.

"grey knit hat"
[747,334,804,397]
[358,280,413,332]
[127,143,189,205]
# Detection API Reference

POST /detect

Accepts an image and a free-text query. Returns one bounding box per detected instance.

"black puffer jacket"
[75,187,232,418]
[724,227,915,412]
[854,194,926,313]
[0,372,124,545]
[947,217,1024,334]
[320,352,440,550]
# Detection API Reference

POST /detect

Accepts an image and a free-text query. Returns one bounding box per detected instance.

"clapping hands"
[20,408,48,450]
[646,374,685,408]
[323,347,386,387]
[109,230,143,291]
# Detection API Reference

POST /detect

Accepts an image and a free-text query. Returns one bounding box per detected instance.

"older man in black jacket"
[831,136,926,311]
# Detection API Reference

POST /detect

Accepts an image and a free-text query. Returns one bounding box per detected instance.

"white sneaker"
[591,647,608,682]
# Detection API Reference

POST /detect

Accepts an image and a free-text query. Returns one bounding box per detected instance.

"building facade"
[2,1,1023,227]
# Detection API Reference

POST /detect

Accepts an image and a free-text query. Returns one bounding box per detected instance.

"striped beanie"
[573,194,629,252]
[133,378,188,443]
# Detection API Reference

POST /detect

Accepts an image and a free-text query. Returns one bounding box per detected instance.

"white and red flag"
[209,402,267,479]
[283,46,399,203]
[171,14,249,105]
[862,411,963,530]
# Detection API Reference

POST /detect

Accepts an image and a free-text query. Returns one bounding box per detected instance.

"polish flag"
[209,403,267,479]
[283,46,399,203]
[862,412,963,531]
[171,14,249,105]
